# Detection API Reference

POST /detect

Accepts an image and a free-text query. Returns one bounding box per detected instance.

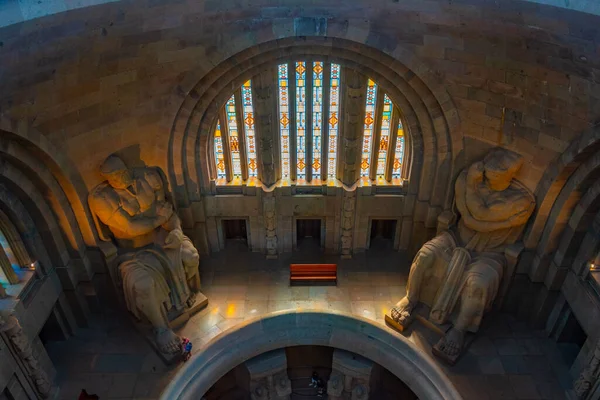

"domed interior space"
[1,0,600,399]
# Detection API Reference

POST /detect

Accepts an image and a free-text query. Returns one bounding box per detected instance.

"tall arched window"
[0,215,32,288]
[212,63,406,186]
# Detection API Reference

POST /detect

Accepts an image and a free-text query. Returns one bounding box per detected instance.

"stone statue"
[0,312,53,398]
[387,149,535,363]
[89,155,203,357]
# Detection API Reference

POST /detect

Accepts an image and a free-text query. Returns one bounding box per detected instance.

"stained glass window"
[327,63,341,180]
[296,61,307,180]
[241,80,257,177]
[392,120,405,179]
[360,79,378,177]
[215,63,407,186]
[311,61,323,180]
[278,64,291,178]
[376,94,393,176]
[214,120,226,179]
[225,94,242,177]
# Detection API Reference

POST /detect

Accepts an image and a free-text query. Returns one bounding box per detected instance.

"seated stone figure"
[388,148,535,362]
[89,155,202,356]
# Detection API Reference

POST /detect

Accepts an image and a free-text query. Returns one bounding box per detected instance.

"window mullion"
[234,89,249,181]
[321,62,331,181]
[306,62,313,183]
[290,62,298,182]
[369,90,385,181]
[218,110,234,182]
[386,105,401,182]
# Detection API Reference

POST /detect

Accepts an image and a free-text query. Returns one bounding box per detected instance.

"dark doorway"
[369,219,397,249]
[222,219,248,249]
[296,219,321,251]
[556,312,588,368]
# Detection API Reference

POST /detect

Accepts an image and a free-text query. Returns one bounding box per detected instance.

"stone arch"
[161,310,460,400]
[0,138,91,268]
[523,125,600,251]
[0,184,54,276]
[0,161,70,271]
[0,116,99,248]
[169,35,461,249]
[0,208,32,268]
[528,150,600,282]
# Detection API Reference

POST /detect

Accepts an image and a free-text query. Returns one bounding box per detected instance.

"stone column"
[340,189,357,258]
[252,68,279,187]
[327,349,373,400]
[574,338,600,399]
[0,210,32,268]
[245,349,291,400]
[339,67,366,186]
[0,244,19,284]
[0,314,54,399]
[263,191,278,259]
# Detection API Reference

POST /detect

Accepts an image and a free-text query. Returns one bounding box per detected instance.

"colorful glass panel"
[296,61,307,179]
[327,63,341,179]
[225,94,242,177]
[214,120,226,179]
[360,79,378,177]
[241,80,257,177]
[311,61,323,179]
[376,94,393,176]
[278,64,291,178]
[392,120,405,179]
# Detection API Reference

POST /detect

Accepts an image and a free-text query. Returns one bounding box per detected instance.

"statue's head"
[483,149,523,191]
[100,155,133,190]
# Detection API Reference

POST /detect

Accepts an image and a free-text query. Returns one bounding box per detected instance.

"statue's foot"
[156,328,181,355]
[186,292,197,308]
[435,328,465,359]
[389,297,416,326]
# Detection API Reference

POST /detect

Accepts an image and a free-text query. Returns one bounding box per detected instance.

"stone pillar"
[263,191,278,259]
[0,244,19,284]
[340,189,357,258]
[327,349,373,400]
[573,338,600,399]
[0,210,32,268]
[253,68,279,187]
[245,349,291,400]
[339,67,366,186]
[0,314,54,399]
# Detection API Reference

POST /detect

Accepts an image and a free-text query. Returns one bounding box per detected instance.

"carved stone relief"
[574,338,600,399]
[263,192,278,258]
[246,349,291,400]
[0,313,53,398]
[327,349,372,400]
[341,190,357,258]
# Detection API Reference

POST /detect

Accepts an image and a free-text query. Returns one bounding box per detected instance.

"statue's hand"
[164,228,184,249]
[156,202,173,220]
[467,161,484,186]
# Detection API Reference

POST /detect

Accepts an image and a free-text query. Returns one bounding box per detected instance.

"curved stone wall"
[2,0,600,28]
[161,310,461,400]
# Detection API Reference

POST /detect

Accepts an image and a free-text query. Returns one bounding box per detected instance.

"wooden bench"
[289,264,337,286]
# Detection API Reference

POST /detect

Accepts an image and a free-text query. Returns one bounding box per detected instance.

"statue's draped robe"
[119,237,193,322]
[414,180,531,333]
[90,167,194,324]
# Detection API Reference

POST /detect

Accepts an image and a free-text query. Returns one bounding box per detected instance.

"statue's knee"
[464,276,487,299]
[413,249,435,268]
[133,275,155,296]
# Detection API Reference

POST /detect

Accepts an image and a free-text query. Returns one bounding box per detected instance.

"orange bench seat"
[290,264,337,286]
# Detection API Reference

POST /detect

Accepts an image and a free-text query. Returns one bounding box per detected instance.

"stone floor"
[46,239,575,400]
